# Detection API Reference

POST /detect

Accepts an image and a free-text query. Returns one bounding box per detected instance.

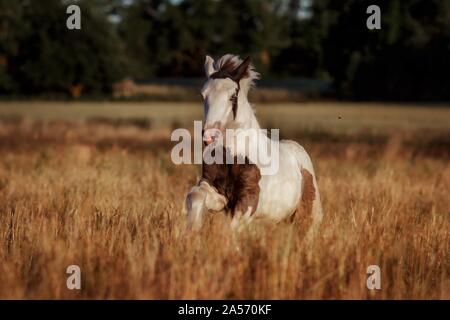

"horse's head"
[201,55,253,144]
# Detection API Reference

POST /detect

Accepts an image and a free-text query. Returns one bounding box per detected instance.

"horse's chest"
[202,147,261,216]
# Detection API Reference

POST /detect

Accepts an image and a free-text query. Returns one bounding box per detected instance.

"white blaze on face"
[201,78,237,144]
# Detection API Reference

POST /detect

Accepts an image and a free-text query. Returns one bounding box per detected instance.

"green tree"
[119,0,289,77]
[0,0,28,93]
[0,0,127,96]
[312,0,450,100]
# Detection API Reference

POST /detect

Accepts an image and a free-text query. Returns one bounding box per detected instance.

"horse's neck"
[227,95,274,166]
[236,96,260,130]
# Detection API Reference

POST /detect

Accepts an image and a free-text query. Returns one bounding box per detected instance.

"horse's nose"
[203,129,215,145]
[203,127,221,145]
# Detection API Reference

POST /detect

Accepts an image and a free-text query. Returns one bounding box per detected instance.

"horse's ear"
[231,56,251,82]
[204,55,215,78]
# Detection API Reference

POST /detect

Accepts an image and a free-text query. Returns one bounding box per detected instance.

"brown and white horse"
[186,54,323,229]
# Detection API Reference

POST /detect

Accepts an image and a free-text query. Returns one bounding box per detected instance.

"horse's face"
[201,77,237,143]
[201,55,251,144]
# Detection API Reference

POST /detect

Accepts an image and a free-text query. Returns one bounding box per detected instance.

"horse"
[185,54,323,229]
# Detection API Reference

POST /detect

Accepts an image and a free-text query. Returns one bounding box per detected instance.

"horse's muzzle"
[203,123,224,145]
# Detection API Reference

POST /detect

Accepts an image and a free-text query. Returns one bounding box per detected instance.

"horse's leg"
[299,168,324,239]
[301,172,323,242]
[230,206,253,230]
[311,173,323,226]
[186,181,227,230]
[201,181,227,212]
[185,185,207,230]
[289,142,324,230]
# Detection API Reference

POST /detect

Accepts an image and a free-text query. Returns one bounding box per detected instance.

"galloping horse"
[186,54,322,229]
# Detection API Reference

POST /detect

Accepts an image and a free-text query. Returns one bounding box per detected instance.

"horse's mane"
[213,54,260,93]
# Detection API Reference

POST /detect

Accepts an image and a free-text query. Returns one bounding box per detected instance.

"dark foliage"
[0,0,448,100]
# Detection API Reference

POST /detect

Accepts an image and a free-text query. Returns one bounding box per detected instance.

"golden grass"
[0,102,448,299]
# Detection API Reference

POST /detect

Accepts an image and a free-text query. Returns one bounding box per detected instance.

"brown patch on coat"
[291,168,316,221]
[201,146,261,216]
[300,168,316,215]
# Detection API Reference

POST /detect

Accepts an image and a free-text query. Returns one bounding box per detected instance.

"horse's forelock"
[214,55,239,74]
[212,54,260,89]
[214,57,237,74]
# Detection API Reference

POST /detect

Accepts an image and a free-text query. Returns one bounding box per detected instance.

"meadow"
[0,101,448,299]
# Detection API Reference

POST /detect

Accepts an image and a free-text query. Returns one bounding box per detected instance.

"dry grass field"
[0,101,448,299]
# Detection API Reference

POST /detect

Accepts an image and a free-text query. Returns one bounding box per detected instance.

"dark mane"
[208,54,260,91]
[213,57,238,77]
[211,56,250,81]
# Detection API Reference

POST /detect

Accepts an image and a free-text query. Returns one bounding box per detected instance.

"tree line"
[0,0,449,101]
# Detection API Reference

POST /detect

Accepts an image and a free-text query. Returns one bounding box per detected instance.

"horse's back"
[280,139,316,174]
